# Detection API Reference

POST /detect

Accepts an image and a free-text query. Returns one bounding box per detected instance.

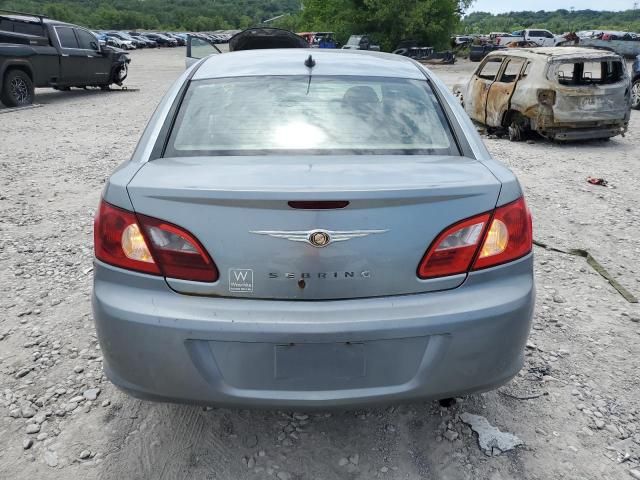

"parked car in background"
[495,29,565,47]
[632,54,640,109]
[578,31,640,58]
[163,33,186,46]
[106,35,134,50]
[127,32,157,48]
[94,30,534,408]
[455,47,631,141]
[142,32,177,47]
[469,44,505,62]
[109,31,144,48]
[135,35,157,48]
[94,31,107,47]
[0,9,130,107]
[452,35,474,47]
[298,31,337,48]
[342,35,380,51]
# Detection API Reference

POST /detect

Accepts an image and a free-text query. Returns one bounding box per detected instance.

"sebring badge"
[250,229,388,248]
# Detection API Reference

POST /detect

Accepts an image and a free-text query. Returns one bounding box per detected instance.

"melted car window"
[165,76,458,156]
[477,58,503,81]
[499,58,525,83]
[554,60,625,85]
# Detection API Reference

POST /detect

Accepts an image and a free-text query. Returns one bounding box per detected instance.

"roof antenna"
[304,54,316,68]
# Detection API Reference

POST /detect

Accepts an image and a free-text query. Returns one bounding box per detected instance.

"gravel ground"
[1,48,639,480]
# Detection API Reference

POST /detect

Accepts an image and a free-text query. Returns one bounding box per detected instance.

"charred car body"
[455,48,631,141]
[0,10,130,107]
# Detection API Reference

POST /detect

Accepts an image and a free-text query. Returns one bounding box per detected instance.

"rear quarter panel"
[0,46,59,87]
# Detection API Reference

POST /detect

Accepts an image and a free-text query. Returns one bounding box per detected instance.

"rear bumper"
[534,118,629,140]
[542,125,627,140]
[92,255,535,408]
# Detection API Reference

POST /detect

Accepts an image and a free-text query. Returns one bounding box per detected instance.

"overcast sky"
[468,0,635,13]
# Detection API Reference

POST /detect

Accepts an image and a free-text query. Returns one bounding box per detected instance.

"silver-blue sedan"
[92,48,534,407]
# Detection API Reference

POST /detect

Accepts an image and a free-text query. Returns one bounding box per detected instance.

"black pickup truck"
[0,10,130,107]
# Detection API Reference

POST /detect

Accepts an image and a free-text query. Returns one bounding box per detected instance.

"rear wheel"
[1,69,34,107]
[632,79,640,110]
[505,111,528,142]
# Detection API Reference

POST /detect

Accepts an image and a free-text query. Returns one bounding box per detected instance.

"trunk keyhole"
[298,279,306,289]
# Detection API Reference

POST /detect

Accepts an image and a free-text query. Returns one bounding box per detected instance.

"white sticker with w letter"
[229,269,254,293]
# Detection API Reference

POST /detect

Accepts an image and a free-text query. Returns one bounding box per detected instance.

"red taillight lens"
[137,214,218,282]
[417,197,532,279]
[94,201,161,276]
[418,213,491,279]
[473,197,532,270]
[94,200,218,282]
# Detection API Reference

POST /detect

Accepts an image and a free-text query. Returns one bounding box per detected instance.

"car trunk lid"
[126,155,501,300]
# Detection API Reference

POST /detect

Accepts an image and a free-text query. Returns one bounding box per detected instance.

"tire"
[505,112,528,142]
[1,69,34,107]
[632,79,640,110]
[114,63,128,84]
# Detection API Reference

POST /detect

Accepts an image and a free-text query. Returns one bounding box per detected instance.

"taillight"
[417,197,532,279]
[417,213,491,279]
[94,200,218,282]
[472,197,532,270]
[94,202,161,276]
[137,214,218,282]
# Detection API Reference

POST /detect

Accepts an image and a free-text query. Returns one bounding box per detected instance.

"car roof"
[1,14,77,28]
[193,49,427,80]
[487,46,623,61]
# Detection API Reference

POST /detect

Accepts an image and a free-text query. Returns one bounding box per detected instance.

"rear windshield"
[550,60,626,86]
[164,75,459,157]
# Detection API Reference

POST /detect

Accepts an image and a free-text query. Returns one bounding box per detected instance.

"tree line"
[461,9,640,35]
[2,1,638,52]
[0,0,302,31]
[0,0,471,49]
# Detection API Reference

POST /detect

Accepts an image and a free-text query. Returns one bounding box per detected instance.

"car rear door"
[485,56,526,127]
[53,25,86,85]
[465,55,505,124]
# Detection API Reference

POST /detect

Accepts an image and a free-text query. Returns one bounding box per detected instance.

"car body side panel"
[485,81,515,127]
[0,45,59,87]
[467,76,490,123]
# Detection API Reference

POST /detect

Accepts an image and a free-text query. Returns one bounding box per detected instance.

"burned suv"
[456,47,631,141]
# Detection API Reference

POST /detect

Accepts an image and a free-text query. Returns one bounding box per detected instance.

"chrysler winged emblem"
[250,229,388,248]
